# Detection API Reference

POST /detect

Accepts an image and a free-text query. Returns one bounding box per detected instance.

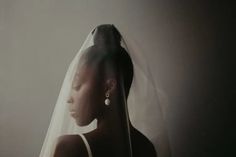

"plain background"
[0,0,234,157]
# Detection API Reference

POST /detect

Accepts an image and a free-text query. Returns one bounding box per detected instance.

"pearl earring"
[104,92,110,106]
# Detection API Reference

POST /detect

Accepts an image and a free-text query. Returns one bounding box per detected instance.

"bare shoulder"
[53,134,88,157]
[131,128,158,157]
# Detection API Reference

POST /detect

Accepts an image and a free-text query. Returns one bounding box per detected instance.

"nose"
[67,96,73,104]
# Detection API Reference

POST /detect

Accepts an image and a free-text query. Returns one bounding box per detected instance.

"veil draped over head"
[39,24,171,157]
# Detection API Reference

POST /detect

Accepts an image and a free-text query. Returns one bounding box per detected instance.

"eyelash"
[72,84,81,90]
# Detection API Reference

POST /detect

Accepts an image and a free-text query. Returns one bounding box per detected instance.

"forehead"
[72,64,95,84]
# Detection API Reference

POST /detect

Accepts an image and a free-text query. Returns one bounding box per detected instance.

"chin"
[75,118,91,127]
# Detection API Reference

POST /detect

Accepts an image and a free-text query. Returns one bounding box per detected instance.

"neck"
[97,104,131,132]
[96,98,133,156]
[97,95,133,131]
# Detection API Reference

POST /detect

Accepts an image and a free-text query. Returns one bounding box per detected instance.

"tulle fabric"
[39,24,171,157]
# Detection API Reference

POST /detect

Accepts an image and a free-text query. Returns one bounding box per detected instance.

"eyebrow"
[72,71,84,85]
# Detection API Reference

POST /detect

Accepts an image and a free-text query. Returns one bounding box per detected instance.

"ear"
[105,78,117,94]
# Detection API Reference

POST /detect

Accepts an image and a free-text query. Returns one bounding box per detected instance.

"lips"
[70,111,78,118]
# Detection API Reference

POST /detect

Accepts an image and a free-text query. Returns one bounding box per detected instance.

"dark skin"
[53,63,157,157]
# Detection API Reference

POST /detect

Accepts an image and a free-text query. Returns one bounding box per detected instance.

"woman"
[40,24,170,157]
[53,24,156,157]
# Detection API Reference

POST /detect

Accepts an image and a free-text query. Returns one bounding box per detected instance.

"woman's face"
[67,65,104,126]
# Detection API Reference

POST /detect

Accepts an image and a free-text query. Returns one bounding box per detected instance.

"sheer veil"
[39,24,171,157]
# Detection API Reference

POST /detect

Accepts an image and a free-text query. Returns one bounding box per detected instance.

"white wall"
[0,1,233,157]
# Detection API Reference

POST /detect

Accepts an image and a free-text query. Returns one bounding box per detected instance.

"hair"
[80,24,133,97]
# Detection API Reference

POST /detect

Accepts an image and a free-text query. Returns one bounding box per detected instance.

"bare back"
[53,127,157,157]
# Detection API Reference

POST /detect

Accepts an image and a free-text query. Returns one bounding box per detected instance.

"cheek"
[73,85,91,111]
[74,83,103,126]
[71,79,105,124]
[73,84,101,114]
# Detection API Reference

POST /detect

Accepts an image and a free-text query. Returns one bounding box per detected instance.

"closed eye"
[72,84,81,91]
